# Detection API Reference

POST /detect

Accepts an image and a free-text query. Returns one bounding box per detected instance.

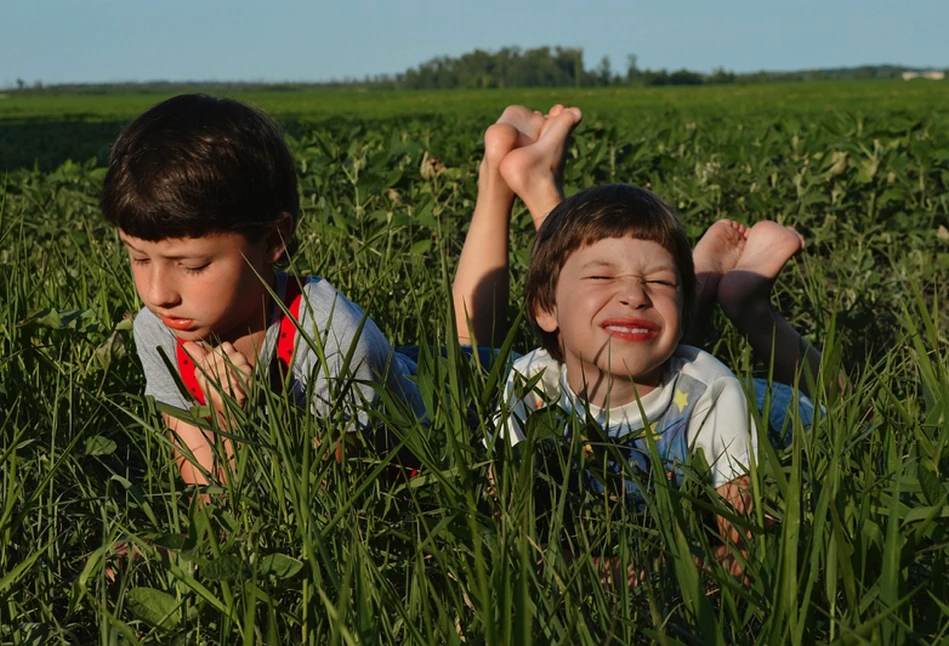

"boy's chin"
[165,327,208,342]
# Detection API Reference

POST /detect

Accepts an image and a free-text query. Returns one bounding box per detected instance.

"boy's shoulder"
[510,346,560,376]
[502,347,565,410]
[288,273,405,370]
[668,345,741,386]
[293,274,365,324]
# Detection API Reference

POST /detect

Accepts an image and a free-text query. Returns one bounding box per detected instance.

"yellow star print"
[673,388,689,413]
[642,424,661,442]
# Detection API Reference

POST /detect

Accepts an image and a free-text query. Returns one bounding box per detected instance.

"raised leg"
[717,221,820,397]
[687,219,748,344]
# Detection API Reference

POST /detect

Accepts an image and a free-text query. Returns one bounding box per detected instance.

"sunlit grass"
[2,87,949,643]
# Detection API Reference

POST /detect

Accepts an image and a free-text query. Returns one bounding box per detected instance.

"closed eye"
[183,263,210,275]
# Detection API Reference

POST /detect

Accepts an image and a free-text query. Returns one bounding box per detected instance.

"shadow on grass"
[0,117,128,172]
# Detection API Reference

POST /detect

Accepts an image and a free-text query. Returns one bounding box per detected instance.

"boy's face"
[119,230,281,344]
[535,236,683,407]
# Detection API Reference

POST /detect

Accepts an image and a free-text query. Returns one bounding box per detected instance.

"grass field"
[2,81,949,644]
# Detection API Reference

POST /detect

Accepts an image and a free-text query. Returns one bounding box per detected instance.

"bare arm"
[712,474,754,579]
[451,143,517,347]
[452,105,583,347]
[163,341,250,486]
[162,412,221,487]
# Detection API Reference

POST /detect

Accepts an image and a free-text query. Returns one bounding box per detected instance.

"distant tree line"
[396,48,938,89]
[7,49,944,94]
[393,47,731,89]
[401,47,585,89]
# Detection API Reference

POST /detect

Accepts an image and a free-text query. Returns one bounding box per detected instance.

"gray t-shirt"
[132,273,423,425]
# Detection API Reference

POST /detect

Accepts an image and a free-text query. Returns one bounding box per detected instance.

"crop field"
[2,81,949,644]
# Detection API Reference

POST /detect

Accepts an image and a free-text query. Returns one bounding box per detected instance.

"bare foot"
[693,219,748,309]
[685,219,747,343]
[484,104,551,173]
[717,221,805,328]
[499,106,582,229]
[483,122,520,172]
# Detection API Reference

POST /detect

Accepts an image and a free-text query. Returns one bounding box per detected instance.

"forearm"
[452,162,515,347]
[163,413,233,487]
[712,475,754,580]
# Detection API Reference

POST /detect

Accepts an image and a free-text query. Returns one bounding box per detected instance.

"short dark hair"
[101,94,299,258]
[524,184,695,363]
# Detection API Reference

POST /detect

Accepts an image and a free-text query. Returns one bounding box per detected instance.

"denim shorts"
[750,378,817,448]
[396,344,509,372]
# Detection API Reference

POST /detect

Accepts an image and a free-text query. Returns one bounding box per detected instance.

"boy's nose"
[147,269,181,308]
[617,281,650,308]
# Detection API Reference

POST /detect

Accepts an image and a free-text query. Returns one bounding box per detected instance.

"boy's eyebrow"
[579,260,619,270]
[578,259,678,273]
[118,236,211,261]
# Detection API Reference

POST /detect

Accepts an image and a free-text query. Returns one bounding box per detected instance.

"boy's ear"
[534,307,559,334]
[265,212,294,262]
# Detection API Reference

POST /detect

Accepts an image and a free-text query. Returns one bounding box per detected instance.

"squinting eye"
[586,275,612,281]
[647,280,678,288]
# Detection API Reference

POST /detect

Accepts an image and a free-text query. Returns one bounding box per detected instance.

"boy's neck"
[224,270,280,365]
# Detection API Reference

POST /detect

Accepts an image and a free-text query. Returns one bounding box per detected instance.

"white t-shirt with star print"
[495,345,757,488]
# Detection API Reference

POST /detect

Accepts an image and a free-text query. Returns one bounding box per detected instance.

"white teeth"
[605,325,651,334]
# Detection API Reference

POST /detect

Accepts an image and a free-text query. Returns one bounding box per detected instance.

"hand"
[181,341,253,417]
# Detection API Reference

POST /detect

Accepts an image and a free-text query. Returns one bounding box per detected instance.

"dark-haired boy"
[102,94,423,486]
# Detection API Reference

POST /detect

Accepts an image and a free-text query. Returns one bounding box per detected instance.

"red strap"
[176,277,304,404]
[275,278,303,376]
[176,341,206,405]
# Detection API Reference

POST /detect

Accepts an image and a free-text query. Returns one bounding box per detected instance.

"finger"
[197,350,235,384]
[217,342,243,359]
[181,340,210,363]
[205,343,250,369]
[207,352,252,381]
[214,345,252,373]
[197,354,251,396]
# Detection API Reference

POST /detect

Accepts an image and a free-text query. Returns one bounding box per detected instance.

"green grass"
[1,82,949,643]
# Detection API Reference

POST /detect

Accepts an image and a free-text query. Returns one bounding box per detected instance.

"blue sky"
[2,0,946,87]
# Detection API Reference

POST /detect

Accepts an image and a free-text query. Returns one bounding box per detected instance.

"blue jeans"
[751,378,817,448]
[397,344,505,372]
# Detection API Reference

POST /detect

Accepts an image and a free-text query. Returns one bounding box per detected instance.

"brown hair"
[101,94,299,258]
[524,184,695,362]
